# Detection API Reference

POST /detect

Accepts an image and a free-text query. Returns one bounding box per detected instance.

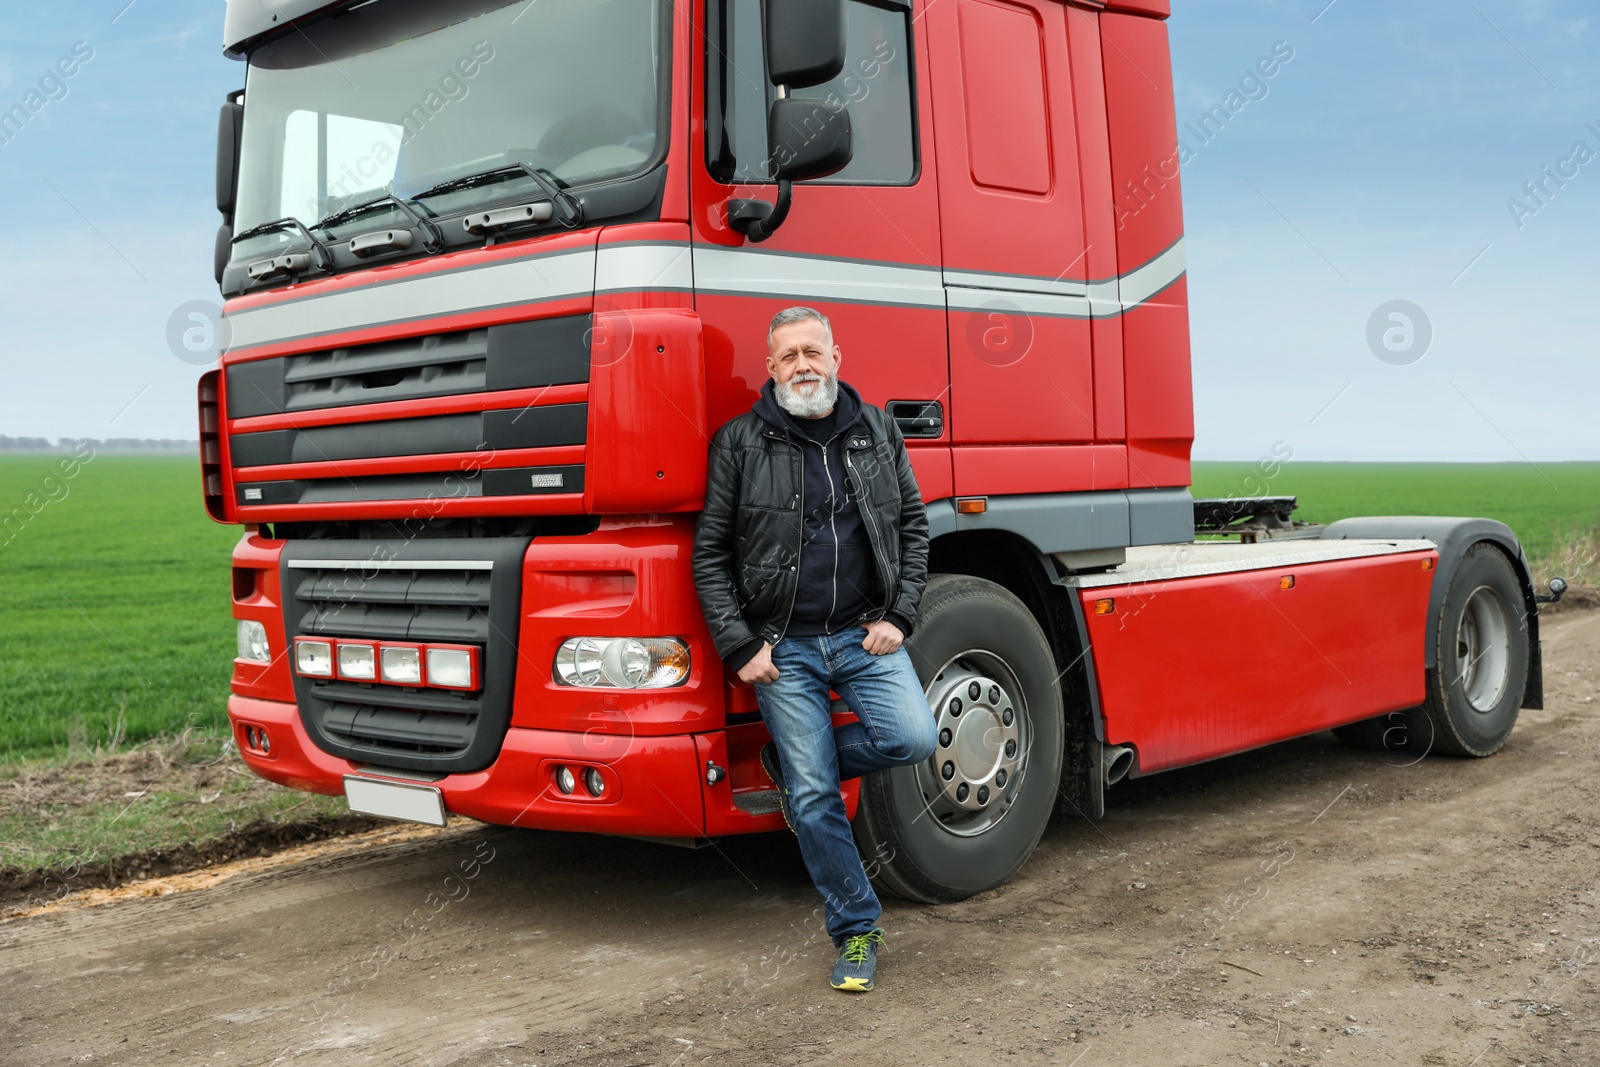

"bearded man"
[691,306,936,993]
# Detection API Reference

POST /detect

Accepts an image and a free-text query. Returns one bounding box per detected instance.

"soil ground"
[4,609,1598,1067]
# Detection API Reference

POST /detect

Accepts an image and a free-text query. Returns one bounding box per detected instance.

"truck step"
[731,790,784,817]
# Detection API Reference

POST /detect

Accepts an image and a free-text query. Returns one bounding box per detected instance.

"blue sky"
[0,0,1595,461]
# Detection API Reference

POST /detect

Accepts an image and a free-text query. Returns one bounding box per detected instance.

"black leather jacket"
[692,381,930,671]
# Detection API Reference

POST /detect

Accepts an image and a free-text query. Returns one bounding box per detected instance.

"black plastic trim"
[230,404,587,468]
[237,463,583,506]
[281,536,528,774]
[226,314,591,419]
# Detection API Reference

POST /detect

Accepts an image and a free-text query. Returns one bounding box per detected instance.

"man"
[692,306,937,993]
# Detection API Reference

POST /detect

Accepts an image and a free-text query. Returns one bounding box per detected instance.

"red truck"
[205,0,1554,902]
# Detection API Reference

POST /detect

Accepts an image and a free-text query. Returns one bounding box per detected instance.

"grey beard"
[775,373,839,418]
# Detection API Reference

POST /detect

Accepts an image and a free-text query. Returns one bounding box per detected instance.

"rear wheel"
[1422,543,1529,756]
[852,575,1063,903]
[1332,543,1528,759]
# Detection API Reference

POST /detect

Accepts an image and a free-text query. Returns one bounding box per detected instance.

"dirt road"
[5,610,1598,1067]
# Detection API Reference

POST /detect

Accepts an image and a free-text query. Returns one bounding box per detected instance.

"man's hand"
[737,641,780,685]
[861,619,904,656]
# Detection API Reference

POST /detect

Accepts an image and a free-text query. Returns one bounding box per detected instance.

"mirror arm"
[728,179,793,244]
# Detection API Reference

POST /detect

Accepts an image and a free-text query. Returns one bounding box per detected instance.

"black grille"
[227,315,592,418]
[282,537,529,774]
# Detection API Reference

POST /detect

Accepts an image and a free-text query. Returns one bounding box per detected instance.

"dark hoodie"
[752,377,884,640]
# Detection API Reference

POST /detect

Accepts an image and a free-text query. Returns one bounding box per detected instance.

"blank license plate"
[343,776,448,827]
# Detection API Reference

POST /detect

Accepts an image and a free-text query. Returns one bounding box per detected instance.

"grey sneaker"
[830,928,885,992]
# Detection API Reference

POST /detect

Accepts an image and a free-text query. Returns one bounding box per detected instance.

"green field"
[0,456,1595,764]
[1191,461,1600,567]
[0,455,239,762]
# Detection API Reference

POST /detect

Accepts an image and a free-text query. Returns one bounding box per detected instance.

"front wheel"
[853,575,1063,904]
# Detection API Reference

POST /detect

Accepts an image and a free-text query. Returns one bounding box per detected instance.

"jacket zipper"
[845,447,895,619]
[767,430,804,645]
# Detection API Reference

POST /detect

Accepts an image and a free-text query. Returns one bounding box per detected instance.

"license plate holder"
[343,775,448,827]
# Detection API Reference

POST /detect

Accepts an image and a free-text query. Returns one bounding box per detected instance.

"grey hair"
[767,306,833,349]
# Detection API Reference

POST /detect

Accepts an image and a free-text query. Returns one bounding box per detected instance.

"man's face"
[767,318,842,395]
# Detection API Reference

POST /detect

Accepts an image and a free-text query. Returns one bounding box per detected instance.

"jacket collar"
[753,377,864,440]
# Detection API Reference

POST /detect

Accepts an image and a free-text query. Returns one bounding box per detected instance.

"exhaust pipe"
[1103,744,1135,786]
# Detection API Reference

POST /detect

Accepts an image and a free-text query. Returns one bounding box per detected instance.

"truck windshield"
[233,0,666,244]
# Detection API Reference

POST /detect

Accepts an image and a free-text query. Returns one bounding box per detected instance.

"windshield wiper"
[231,216,335,282]
[414,164,584,229]
[314,193,444,254]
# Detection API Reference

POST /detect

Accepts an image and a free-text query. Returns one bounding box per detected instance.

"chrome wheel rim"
[915,649,1028,838]
[1456,585,1511,713]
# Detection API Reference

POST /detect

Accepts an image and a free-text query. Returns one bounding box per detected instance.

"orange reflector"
[1422,557,1435,570]
[1279,575,1295,590]
[955,497,987,514]
[1093,598,1115,615]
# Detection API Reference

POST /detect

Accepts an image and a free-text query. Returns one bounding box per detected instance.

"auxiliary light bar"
[294,637,480,691]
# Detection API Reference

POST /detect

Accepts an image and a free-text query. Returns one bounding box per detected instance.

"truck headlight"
[379,645,422,685]
[294,638,333,677]
[553,637,690,689]
[237,620,271,663]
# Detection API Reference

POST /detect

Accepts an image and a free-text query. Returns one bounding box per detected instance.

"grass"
[0,455,240,762]
[1191,461,1600,585]
[0,729,353,880]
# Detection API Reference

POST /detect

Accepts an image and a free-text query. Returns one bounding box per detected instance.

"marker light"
[553,637,690,689]
[237,620,271,663]
[1279,575,1296,590]
[425,645,479,690]
[295,638,333,677]
[1093,599,1116,616]
[336,642,377,681]
[379,645,423,685]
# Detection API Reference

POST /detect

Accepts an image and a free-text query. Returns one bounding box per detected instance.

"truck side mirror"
[216,93,244,218]
[764,0,845,89]
[769,98,853,183]
[728,3,854,243]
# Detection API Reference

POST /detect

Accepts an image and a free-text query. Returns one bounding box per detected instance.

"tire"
[1419,542,1529,757]
[852,574,1064,904]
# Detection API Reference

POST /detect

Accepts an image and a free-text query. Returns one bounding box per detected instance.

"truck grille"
[228,315,591,508]
[282,538,529,774]
[227,316,591,417]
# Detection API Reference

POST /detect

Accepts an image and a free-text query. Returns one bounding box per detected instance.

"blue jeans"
[754,627,937,944]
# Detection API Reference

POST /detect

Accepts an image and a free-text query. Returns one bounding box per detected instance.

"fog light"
[295,638,333,677]
[336,642,376,681]
[237,620,271,663]
[379,645,422,685]
[584,767,605,797]
[553,637,690,689]
[555,765,576,795]
[425,646,478,690]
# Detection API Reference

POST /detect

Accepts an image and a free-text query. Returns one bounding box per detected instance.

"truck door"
[691,0,951,503]
[925,0,1118,494]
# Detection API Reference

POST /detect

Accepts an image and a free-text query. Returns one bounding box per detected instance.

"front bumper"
[228,694,808,837]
